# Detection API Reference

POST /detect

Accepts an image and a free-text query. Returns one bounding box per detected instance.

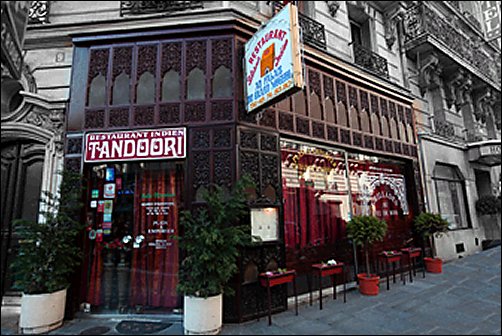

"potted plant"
[413,212,449,273]
[346,215,387,296]
[176,175,256,335]
[10,170,84,334]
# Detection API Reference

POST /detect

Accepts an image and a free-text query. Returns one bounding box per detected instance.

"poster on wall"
[244,3,304,113]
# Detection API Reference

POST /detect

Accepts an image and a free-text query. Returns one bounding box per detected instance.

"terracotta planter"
[424,257,443,273]
[357,273,380,296]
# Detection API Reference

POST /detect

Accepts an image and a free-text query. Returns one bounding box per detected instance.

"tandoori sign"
[244,3,303,113]
[84,128,186,162]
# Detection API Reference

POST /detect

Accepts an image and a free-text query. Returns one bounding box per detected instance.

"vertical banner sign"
[245,3,304,113]
[481,1,501,41]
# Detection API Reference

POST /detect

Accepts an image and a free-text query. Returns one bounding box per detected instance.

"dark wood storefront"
[65,17,422,322]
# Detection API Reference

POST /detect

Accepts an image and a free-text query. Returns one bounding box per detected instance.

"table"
[400,247,425,283]
[259,270,298,326]
[309,263,346,310]
[378,251,404,290]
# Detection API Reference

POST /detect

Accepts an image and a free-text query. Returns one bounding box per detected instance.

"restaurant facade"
[59,2,423,322]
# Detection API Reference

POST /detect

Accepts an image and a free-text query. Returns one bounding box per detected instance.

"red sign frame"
[84,128,186,163]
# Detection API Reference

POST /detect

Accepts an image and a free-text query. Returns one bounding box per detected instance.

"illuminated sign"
[84,128,186,162]
[481,1,501,41]
[244,3,303,113]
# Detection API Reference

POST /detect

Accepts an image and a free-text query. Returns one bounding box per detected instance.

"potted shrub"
[10,170,84,334]
[413,212,449,273]
[176,175,256,335]
[346,215,387,296]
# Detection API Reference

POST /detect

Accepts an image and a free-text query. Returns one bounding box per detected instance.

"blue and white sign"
[244,3,303,113]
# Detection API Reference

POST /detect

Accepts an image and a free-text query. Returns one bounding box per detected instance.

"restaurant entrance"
[84,161,184,313]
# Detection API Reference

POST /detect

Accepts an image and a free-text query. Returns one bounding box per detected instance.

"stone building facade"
[2,0,500,323]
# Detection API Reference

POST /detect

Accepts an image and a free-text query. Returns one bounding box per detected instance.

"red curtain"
[129,169,179,308]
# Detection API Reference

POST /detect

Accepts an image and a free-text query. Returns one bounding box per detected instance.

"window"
[433,164,470,230]
[162,70,180,102]
[88,74,106,107]
[187,68,205,100]
[136,72,155,105]
[112,72,130,105]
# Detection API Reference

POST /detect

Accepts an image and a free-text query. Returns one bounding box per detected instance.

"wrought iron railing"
[403,3,501,86]
[29,1,50,24]
[120,1,203,16]
[298,12,327,50]
[353,44,389,78]
[269,1,326,51]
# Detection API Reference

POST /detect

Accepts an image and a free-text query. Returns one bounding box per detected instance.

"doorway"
[84,161,184,313]
[1,141,45,297]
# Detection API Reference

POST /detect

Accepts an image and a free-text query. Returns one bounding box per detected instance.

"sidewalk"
[2,246,500,335]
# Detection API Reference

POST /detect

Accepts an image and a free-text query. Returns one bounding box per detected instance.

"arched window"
[136,72,155,105]
[337,102,348,127]
[187,68,205,100]
[112,72,130,105]
[162,70,180,102]
[212,66,232,98]
[371,113,380,135]
[88,74,106,107]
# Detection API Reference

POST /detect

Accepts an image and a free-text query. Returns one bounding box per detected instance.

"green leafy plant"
[475,195,501,216]
[10,170,84,295]
[176,175,256,298]
[413,212,449,258]
[346,215,387,278]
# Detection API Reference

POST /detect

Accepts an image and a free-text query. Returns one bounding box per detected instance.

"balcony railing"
[353,44,389,79]
[269,1,326,51]
[120,1,203,16]
[298,12,327,50]
[403,3,501,86]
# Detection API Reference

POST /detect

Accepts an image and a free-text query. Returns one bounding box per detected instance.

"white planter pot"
[20,288,67,334]
[184,293,222,335]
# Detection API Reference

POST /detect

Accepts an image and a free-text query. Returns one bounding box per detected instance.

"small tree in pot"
[346,215,387,296]
[10,170,84,334]
[413,212,449,273]
[176,175,256,335]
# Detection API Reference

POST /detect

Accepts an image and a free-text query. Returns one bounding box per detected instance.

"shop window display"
[281,140,414,270]
[85,161,184,312]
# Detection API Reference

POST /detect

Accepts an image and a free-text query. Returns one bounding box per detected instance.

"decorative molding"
[29,1,50,24]
[324,1,341,17]
[120,1,203,16]
[384,6,405,49]
[418,52,442,97]
[445,70,472,111]
[474,88,496,124]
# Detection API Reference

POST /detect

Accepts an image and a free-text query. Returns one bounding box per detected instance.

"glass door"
[84,161,183,313]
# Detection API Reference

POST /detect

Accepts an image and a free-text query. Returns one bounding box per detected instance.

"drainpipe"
[344,151,359,280]
[417,130,431,213]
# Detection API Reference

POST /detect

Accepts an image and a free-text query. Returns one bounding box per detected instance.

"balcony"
[120,1,203,16]
[269,1,326,51]
[298,12,327,50]
[353,44,389,79]
[403,3,501,87]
